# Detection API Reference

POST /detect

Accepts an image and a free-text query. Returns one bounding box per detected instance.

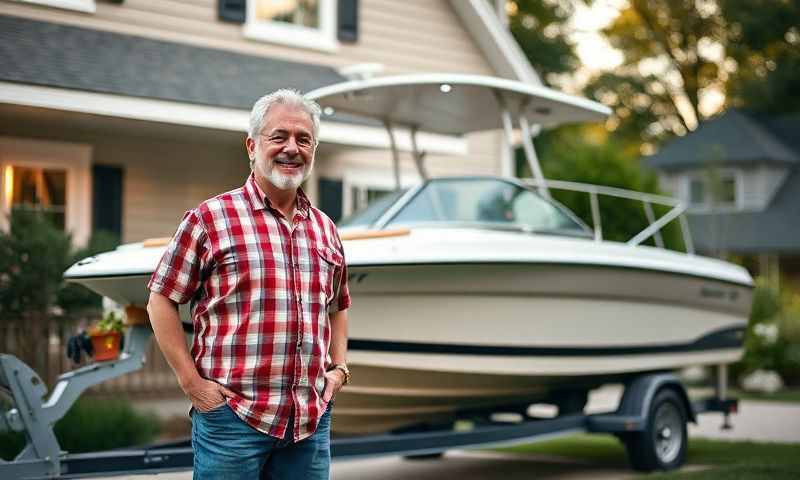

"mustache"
[274,153,304,164]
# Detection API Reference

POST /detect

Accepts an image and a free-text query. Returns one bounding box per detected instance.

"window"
[686,171,738,210]
[3,165,67,229]
[244,0,338,52]
[0,138,92,246]
[12,0,95,13]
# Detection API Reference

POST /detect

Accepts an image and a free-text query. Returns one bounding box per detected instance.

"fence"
[1,313,182,397]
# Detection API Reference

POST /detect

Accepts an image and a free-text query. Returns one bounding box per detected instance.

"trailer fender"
[587,373,695,433]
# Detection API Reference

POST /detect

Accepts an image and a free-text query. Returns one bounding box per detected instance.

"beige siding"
[1,0,495,76]
[1,0,509,228]
[100,138,249,242]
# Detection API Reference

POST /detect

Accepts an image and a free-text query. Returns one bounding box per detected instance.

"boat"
[64,74,753,434]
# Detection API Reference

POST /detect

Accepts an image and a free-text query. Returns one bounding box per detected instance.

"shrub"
[0,397,160,460]
[733,278,800,386]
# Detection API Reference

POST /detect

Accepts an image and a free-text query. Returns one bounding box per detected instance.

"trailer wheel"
[624,389,688,472]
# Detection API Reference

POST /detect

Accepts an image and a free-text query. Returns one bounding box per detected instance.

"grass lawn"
[729,388,800,403]
[498,434,800,479]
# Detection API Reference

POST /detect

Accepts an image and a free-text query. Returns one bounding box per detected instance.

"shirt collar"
[244,173,310,218]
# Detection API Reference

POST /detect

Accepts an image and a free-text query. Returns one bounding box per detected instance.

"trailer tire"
[624,389,688,472]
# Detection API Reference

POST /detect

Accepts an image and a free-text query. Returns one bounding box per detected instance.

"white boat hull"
[332,262,749,432]
[64,231,752,434]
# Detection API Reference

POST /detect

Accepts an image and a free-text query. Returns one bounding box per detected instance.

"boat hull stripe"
[348,327,745,356]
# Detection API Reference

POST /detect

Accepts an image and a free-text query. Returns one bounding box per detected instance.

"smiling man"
[146,89,350,479]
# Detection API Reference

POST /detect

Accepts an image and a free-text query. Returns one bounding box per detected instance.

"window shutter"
[219,0,246,24]
[319,178,344,223]
[92,165,123,239]
[337,0,359,43]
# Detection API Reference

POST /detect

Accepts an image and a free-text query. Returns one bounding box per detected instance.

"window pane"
[7,165,67,230]
[717,177,736,204]
[255,0,319,28]
[689,178,705,205]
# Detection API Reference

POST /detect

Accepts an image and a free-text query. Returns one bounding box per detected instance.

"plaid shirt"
[148,173,350,441]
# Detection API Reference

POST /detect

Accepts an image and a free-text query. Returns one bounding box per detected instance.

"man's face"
[247,103,316,191]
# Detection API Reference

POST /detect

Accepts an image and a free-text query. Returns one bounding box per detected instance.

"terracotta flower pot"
[90,331,122,361]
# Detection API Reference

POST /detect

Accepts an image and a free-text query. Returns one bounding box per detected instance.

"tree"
[0,210,118,371]
[585,0,728,149]
[720,0,800,113]
[585,0,800,149]
[507,0,581,86]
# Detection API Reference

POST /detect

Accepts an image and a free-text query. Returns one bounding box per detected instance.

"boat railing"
[522,178,694,254]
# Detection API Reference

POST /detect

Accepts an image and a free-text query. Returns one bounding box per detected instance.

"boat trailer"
[2,318,738,478]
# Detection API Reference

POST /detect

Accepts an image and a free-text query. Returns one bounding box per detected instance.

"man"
[147,89,350,479]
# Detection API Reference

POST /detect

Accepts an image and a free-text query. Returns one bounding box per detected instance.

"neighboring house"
[645,109,800,288]
[0,0,539,245]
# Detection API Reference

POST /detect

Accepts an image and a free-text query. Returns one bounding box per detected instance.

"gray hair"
[248,88,322,145]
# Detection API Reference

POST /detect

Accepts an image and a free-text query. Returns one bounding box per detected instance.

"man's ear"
[245,136,256,159]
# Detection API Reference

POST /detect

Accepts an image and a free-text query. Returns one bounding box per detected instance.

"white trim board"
[0,82,467,156]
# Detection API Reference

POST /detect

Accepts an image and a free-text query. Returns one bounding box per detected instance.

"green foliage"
[733,278,800,385]
[0,209,72,320]
[0,209,120,320]
[0,397,160,460]
[57,229,121,312]
[499,434,800,474]
[520,125,684,250]
[508,0,580,86]
[584,0,800,149]
[720,0,800,114]
[92,310,124,334]
[585,0,726,146]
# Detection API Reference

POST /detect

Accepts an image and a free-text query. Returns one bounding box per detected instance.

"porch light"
[3,165,12,210]
[323,106,335,116]
[439,84,452,93]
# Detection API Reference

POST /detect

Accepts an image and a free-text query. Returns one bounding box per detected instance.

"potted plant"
[88,311,124,361]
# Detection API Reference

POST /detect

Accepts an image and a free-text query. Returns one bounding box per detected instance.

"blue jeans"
[191,403,332,479]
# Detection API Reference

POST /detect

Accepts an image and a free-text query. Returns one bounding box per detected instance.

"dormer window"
[686,171,739,211]
[244,0,338,52]
[12,0,95,13]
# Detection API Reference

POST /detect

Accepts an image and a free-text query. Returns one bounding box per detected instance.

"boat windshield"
[385,178,589,236]
[338,189,408,228]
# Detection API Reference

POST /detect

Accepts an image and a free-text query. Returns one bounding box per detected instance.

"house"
[0,0,539,246]
[645,109,800,288]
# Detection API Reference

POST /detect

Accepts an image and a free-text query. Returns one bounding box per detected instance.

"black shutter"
[92,165,123,239]
[319,178,343,223]
[337,0,359,43]
[219,0,246,23]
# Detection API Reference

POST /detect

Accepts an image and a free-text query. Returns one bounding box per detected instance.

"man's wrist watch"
[327,363,351,385]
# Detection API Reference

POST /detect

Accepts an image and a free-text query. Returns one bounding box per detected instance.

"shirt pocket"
[316,246,343,304]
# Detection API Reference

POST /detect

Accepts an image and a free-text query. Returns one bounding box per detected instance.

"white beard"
[253,144,313,191]
[267,166,306,191]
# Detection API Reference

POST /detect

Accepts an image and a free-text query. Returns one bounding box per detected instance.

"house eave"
[0,81,467,155]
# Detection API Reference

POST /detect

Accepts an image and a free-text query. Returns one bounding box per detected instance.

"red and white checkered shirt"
[148,173,350,441]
